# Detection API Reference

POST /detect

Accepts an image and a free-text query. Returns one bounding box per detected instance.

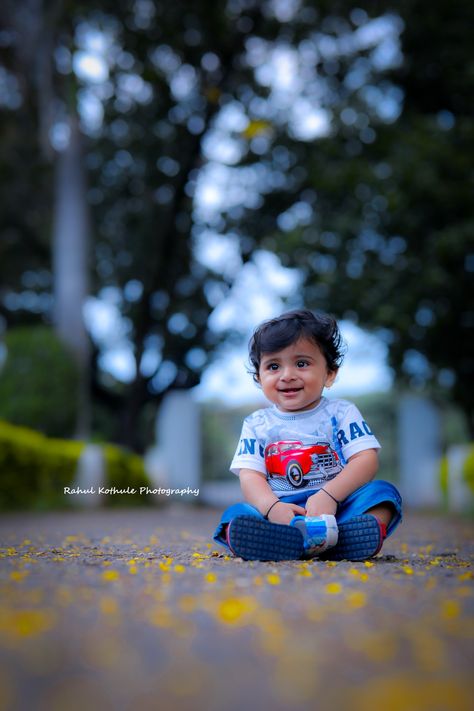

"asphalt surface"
[0,505,472,711]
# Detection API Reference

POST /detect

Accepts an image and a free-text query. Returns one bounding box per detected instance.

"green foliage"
[0,420,84,510]
[0,327,79,438]
[0,420,151,510]
[439,455,449,504]
[102,444,151,507]
[462,445,474,494]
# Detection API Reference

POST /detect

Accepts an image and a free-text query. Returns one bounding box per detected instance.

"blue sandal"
[226,515,304,561]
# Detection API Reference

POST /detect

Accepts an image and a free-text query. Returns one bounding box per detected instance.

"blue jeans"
[213,480,402,549]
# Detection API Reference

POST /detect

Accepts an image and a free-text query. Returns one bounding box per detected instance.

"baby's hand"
[305,491,337,518]
[268,501,306,525]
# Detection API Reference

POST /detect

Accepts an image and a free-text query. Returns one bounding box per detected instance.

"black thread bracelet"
[320,488,341,506]
[264,500,281,520]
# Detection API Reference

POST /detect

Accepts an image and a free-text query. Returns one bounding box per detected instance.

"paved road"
[0,506,472,711]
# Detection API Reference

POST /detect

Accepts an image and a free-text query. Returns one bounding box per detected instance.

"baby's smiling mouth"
[278,387,303,393]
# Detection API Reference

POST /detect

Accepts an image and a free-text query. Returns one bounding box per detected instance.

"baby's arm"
[305,449,379,517]
[239,469,306,525]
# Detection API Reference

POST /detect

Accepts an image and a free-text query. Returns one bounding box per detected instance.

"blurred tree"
[314,0,474,434]
[0,0,91,438]
[1,0,472,448]
[0,0,289,448]
[0,0,54,328]
[0,326,79,437]
[229,0,474,434]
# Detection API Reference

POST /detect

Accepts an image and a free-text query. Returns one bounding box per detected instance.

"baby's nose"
[280,366,297,380]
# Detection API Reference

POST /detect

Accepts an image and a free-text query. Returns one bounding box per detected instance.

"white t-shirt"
[230,397,380,497]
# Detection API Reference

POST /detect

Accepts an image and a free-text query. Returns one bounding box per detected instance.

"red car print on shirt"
[264,440,341,489]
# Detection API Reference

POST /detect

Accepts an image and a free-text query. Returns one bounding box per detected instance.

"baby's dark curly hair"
[249,309,345,383]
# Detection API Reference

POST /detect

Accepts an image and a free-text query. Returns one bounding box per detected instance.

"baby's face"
[257,337,337,412]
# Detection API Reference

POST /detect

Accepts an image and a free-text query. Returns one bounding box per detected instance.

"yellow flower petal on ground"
[216,596,256,625]
[346,591,367,608]
[402,566,414,575]
[149,606,174,627]
[102,570,120,582]
[441,600,461,619]
[128,566,138,575]
[178,595,198,613]
[351,673,470,711]
[298,568,313,578]
[364,561,374,568]
[192,552,207,559]
[0,609,56,638]
[349,568,368,582]
[325,561,338,567]
[458,572,472,581]
[174,564,186,573]
[99,596,119,615]
[325,582,342,595]
[266,573,281,585]
[204,572,217,583]
[10,570,29,582]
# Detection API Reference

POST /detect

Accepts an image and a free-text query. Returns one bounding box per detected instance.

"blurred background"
[0,0,472,512]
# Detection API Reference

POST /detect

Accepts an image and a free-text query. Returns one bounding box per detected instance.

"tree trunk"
[52,114,91,438]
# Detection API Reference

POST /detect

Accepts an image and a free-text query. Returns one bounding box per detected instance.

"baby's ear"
[325,368,338,388]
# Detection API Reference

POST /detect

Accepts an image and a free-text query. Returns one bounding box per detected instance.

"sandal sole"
[320,514,382,561]
[227,515,304,561]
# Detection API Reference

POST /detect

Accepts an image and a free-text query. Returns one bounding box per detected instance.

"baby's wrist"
[319,487,341,507]
[263,499,282,519]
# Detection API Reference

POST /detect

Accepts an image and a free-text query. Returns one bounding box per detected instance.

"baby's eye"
[267,363,279,371]
[296,360,309,368]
